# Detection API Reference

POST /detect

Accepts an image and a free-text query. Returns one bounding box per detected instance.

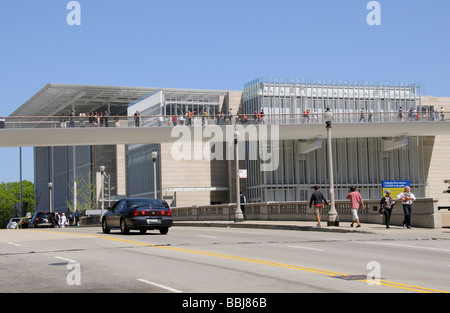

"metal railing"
[171,198,442,228]
[0,111,447,130]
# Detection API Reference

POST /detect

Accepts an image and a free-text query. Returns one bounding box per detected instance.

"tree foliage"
[444,180,450,194]
[0,181,35,228]
[66,173,96,215]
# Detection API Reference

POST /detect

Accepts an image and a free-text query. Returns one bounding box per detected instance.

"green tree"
[66,173,97,215]
[444,180,450,194]
[0,181,35,228]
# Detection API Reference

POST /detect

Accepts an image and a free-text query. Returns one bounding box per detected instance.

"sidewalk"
[174,220,450,239]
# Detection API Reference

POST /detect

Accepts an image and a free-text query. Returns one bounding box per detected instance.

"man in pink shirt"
[346,186,364,228]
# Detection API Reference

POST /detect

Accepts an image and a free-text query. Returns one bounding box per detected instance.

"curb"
[173,222,374,234]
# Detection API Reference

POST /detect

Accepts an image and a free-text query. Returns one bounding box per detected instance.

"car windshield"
[129,199,164,209]
[38,213,53,219]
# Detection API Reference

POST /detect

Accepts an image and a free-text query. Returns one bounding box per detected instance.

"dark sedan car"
[30,212,56,228]
[102,198,173,235]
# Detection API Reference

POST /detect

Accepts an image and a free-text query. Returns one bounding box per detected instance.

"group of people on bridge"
[0,104,447,130]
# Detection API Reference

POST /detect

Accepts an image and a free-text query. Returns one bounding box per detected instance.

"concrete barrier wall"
[440,210,450,228]
[172,198,443,229]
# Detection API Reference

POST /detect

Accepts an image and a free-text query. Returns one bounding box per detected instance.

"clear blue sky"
[0,0,449,183]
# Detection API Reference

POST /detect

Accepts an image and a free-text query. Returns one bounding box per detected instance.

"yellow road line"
[27,229,448,293]
[357,279,448,294]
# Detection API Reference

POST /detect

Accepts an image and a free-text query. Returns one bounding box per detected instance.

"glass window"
[128,199,164,208]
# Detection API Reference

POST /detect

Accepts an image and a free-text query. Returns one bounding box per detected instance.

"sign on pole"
[382,181,410,198]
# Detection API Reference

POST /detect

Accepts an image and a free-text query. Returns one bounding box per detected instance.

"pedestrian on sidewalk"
[396,186,416,229]
[240,192,247,220]
[74,210,80,226]
[61,213,67,228]
[346,186,364,228]
[54,212,61,228]
[309,186,329,227]
[380,190,396,229]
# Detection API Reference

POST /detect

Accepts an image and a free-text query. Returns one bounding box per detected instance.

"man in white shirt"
[396,186,416,229]
[79,111,86,128]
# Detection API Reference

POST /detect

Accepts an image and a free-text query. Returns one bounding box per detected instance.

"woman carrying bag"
[380,190,396,229]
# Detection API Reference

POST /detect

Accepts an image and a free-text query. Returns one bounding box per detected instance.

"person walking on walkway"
[396,186,416,229]
[398,107,404,121]
[61,213,67,228]
[240,192,247,220]
[359,109,366,123]
[74,210,80,226]
[380,190,396,229]
[346,186,364,228]
[309,186,329,227]
[134,110,140,127]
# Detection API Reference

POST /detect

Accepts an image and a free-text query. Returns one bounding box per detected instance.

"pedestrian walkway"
[174,220,450,239]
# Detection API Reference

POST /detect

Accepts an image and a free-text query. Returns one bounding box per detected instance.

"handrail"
[0,111,446,129]
[171,198,441,228]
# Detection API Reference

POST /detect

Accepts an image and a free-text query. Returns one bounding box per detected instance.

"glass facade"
[164,94,221,117]
[243,79,425,202]
[127,90,226,200]
[127,144,161,199]
[243,78,422,124]
[34,146,93,212]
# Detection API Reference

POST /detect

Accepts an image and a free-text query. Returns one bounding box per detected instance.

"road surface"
[1,225,449,295]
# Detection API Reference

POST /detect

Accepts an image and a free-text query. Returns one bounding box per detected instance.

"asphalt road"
[1,225,449,295]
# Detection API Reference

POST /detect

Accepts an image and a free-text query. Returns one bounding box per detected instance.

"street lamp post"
[234,129,245,223]
[48,182,53,213]
[152,150,158,200]
[100,165,105,218]
[324,108,339,227]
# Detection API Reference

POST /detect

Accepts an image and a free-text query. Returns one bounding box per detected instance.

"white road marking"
[54,256,78,263]
[8,242,21,247]
[288,245,325,252]
[137,279,183,293]
[363,241,450,253]
[196,235,218,239]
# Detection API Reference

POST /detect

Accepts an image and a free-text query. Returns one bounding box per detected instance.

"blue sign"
[382,181,410,198]
[382,181,410,188]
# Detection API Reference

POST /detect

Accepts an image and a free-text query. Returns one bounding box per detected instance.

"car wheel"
[102,218,110,234]
[120,218,130,234]
[159,227,169,235]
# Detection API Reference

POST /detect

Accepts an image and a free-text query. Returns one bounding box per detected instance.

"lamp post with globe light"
[324,108,339,226]
[234,129,245,223]
[152,150,158,200]
[48,182,53,213]
[100,165,106,218]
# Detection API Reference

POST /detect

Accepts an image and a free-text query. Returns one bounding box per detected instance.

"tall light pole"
[100,165,105,218]
[152,150,158,200]
[234,129,244,223]
[324,108,339,226]
[48,182,53,213]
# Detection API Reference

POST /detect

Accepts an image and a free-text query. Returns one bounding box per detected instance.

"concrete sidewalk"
[174,220,450,238]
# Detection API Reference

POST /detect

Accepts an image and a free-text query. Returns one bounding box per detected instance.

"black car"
[102,198,173,235]
[30,212,56,228]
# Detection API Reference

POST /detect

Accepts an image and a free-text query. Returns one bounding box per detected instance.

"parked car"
[102,198,173,235]
[30,212,56,228]
[18,217,31,229]
[6,218,21,229]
